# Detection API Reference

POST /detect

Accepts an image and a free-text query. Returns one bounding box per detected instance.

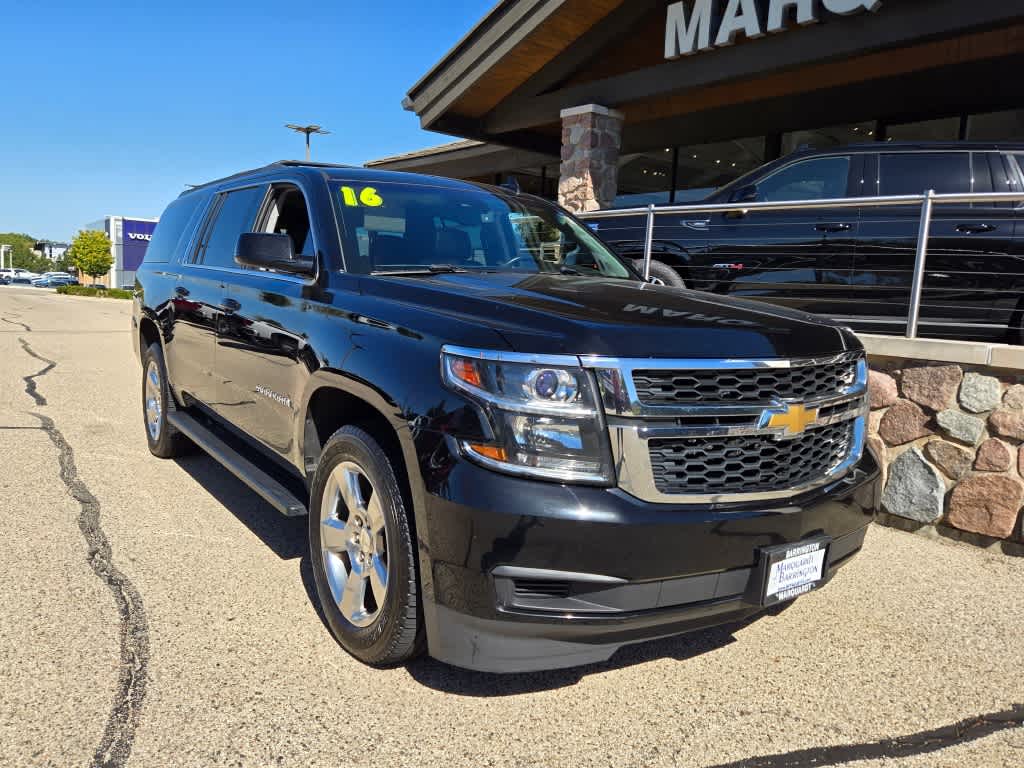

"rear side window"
[879,153,971,195]
[144,194,205,264]
[196,186,265,268]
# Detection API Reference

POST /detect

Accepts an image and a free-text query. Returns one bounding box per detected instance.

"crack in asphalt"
[2,316,31,332]
[703,704,1024,767]
[18,337,55,406]
[16,336,149,768]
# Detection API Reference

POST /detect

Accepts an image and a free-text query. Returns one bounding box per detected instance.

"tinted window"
[199,186,265,268]
[879,153,971,196]
[333,181,631,278]
[145,193,205,264]
[755,156,851,202]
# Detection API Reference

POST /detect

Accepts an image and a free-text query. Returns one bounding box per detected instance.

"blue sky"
[0,0,494,240]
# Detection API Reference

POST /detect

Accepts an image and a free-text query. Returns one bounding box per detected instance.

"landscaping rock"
[901,364,962,412]
[958,372,1002,413]
[924,440,972,481]
[936,410,985,446]
[880,447,946,523]
[869,370,899,410]
[1003,384,1024,410]
[975,439,1012,472]
[989,409,1024,442]
[947,475,1023,539]
[878,400,932,446]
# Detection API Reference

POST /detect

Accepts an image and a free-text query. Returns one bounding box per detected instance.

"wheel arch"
[298,373,424,529]
[613,240,694,283]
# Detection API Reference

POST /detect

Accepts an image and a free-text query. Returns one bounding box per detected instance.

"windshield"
[332,180,633,279]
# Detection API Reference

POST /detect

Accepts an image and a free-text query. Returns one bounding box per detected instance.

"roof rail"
[180,160,357,196]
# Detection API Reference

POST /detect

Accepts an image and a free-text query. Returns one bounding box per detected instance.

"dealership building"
[369,0,1024,211]
[83,215,158,288]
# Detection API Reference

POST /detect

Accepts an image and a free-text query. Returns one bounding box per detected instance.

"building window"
[883,116,960,142]
[614,149,675,207]
[966,109,1024,141]
[672,138,765,202]
[781,121,877,155]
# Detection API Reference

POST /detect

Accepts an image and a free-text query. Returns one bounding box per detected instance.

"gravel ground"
[1,288,1022,768]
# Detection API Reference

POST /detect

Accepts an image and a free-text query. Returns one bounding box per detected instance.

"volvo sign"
[665,0,882,59]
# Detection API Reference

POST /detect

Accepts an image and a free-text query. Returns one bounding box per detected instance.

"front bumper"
[418,441,879,673]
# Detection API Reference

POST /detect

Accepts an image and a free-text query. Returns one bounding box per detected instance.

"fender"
[296,368,427,510]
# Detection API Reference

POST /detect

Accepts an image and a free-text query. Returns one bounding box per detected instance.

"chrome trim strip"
[584,353,867,419]
[490,566,627,585]
[610,416,866,505]
[579,350,864,371]
[443,344,582,368]
[616,396,866,440]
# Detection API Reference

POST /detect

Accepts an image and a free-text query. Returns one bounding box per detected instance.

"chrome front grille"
[633,358,859,405]
[649,422,854,496]
[581,351,868,504]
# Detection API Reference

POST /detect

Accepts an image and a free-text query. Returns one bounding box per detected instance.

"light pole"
[285,124,331,162]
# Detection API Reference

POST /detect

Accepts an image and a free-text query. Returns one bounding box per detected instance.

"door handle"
[221,298,241,312]
[174,286,189,297]
[815,223,852,233]
[955,223,996,234]
[682,219,710,230]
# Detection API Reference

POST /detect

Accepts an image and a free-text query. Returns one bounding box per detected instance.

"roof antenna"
[501,175,520,194]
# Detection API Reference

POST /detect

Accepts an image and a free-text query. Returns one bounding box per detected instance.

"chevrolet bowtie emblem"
[763,403,819,437]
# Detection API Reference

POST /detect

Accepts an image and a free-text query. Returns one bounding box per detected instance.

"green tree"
[69,229,113,285]
[0,232,50,273]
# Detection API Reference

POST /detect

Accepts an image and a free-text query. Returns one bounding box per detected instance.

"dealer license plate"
[761,538,829,606]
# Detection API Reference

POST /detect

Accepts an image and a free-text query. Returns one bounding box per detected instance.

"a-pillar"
[557,104,623,213]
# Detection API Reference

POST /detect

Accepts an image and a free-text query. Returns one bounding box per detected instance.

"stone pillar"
[558,104,623,213]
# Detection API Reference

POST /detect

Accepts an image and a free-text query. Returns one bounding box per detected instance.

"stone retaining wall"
[868,357,1024,549]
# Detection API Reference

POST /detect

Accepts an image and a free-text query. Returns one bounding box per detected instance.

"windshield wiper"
[371,264,469,276]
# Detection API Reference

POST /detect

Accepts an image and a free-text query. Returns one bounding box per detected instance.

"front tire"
[309,425,424,666]
[141,342,190,458]
[633,258,687,288]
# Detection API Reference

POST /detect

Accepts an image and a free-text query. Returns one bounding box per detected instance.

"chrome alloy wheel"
[144,360,163,441]
[319,462,389,627]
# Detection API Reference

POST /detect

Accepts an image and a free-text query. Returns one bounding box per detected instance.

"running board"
[167,411,307,516]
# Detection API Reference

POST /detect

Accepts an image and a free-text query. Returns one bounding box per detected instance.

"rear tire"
[633,258,687,288]
[141,342,190,458]
[309,425,424,667]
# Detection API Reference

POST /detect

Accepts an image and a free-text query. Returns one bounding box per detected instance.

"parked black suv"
[597,143,1024,343]
[133,161,878,672]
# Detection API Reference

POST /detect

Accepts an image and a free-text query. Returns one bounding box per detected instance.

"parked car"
[31,271,73,285]
[133,160,878,673]
[34,274,78,287]
[596,142,1024,343]
[9,277,34,285]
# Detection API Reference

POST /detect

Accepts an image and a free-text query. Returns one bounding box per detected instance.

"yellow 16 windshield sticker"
[339,186,384,207]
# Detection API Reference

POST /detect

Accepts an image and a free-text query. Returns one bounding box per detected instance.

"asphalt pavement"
[1,288,1022,768]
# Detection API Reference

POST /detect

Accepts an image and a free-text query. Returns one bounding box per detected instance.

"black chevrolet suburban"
[597,143,1024,343]
[133,161,879,673]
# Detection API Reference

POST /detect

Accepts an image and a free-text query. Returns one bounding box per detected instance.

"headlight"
[441,346,613,484]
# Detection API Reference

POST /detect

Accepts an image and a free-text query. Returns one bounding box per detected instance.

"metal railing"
[577,191,1024,339]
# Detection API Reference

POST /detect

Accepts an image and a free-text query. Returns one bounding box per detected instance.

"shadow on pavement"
[173,451,782,695]
[172,453,332,633]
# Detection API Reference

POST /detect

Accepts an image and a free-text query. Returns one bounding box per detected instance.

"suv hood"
[364,272,858,359]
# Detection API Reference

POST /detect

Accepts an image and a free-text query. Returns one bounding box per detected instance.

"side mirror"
[730,184,758,204]
[235,233,314,276]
